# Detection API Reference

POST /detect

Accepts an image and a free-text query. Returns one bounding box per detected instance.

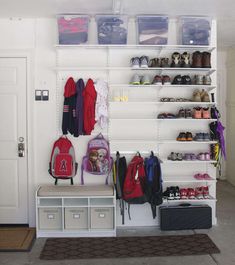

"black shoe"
[182,75,192,85]
[163,187,175,200]
[173,186,180,200]
[172,75,182,85]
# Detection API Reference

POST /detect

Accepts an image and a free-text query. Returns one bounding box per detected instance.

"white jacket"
[94,79,108,129]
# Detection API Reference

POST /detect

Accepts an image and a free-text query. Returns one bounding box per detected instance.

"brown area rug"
[40,234,220,260]
[0,227,35,252]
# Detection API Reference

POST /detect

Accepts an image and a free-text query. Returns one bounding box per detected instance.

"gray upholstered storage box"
[90,207,114,229]
[38,208,62,230]
[64,207,88,230]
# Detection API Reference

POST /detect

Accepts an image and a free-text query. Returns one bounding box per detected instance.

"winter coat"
[94,79,108,129]
[62,77,76,135]
[82,78,97,135]
[74,78,85,137]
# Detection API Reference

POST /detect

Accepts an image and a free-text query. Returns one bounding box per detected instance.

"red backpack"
[48,136,78,185]
[123,154,147,204]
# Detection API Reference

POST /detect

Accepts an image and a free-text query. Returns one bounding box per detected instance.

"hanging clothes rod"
[110,151,157,155]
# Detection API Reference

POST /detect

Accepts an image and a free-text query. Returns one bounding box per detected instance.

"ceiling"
[0,0,234,48]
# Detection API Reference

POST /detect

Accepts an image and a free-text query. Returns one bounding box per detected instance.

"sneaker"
[184,153,192,161]
[173,186,180,200]
[186,132,193,141]
[202,107,211,118]
[193,107,202,118]
[203,75,212,85]
[152,75,162,85]
[192,89,201,102]
[181,52,191,67]
[130,74,141,85]
[201,89,210,102]
[172,75,182,85]
[194,75,204,85]
[203,133,211,141]
[202,186,210,199]
[185,109,192,119]
[177,153,183,161]
[182,75,192,85]
[187,188,196,199]
[171,52,181,67]
[168,152,177,161]
[204,152,211,160]
[192,51,202,68]
[202,52,211,68]
[160,58,170,68]
[163,187,175,200]
[180,188,188,199]
[149,58,160,68]
[177,132,186,141]
[162,75,171,85]
[190,153,197,160]
[195,187,204,199]
[140,75,151,85]
[130,57,140,68]
[177,108,185,118]
[140,56,149,68]
[197,153,206,160]
[194,132,204,141]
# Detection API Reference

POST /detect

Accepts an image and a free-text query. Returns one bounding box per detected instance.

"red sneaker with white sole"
[187,188,196,199]
[195,187,204,199]
[180,188,188,199]
[202,186,210,199]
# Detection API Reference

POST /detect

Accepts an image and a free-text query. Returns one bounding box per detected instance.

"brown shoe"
[177,132,186,141]
[192,51,202,68]
[202,52,211,68]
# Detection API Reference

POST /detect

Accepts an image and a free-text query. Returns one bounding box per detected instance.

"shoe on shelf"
[177,132,186,141]
[190,153,197,160]
[140,75,151,85]
[185,109,193,119]
[166,113,176,119]
[202,186,210,199]
[202,52,211,68]
[177,153,183,161]
[194,132,204,141]
[158,113,167,119]
[192,51,202,68]
[160,58,170,68]
[177,108,185,118]
[130,57,140,68]
[203,173,212,180]
[173,186,180,200]
[197,153,206,160]
[194,75,204,85]
[204,152,211,160]
[202,107,211,118]
[182,75,192,85]
[195,187,204,199]
[192,89,201,102]
[171,52,181,67]
[181,52,191,67]
[172,75,182,85]
[194,173,204,180]
[163,187,175,200]
[203,75,212,85]
[130,74,141,85]
[186,131,193,141]
[180,188,188,199]
[203,133,211,141]
[149,58,160,68]
[152,75,162,85]
[140,56,149,68]
[201,89,210,102]
[167,152,177,161]
[193,107,202,119]
[187,188,196,199]
[162,75,171,85]
[184,153,192,161]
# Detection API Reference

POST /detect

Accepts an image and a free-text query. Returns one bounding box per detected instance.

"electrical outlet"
[42,90,49,101]
[35,90,42,101]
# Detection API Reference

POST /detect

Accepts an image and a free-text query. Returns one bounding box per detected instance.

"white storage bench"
[36,185,116,237]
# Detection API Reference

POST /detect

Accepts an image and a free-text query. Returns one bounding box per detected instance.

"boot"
[202,52,211,68]
[192,51,202,68]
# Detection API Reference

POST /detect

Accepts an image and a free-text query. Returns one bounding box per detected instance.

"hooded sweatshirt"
[82,78,97,135]
[62,77,76,135]
[74,78,85,137]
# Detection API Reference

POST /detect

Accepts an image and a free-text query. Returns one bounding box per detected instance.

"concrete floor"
[0,180,235,265]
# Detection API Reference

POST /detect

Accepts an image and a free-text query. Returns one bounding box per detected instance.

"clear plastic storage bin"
[180,16,211,46]
[57,15,89,44]
[96,15,128,45]
[137,16,168,45]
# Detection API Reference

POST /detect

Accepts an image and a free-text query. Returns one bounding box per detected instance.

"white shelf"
[163,176,216,183]
[109,139,217,144]
[109,101,216,105]
[159,140,217,144]
[110,84,216,90]
[163,198,216,203]
[162,160,217,164]
[109,118,216,122]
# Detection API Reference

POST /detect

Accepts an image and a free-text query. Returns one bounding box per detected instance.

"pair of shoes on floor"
[180,186,210,200]
[177,132,193,141]
[193,107,211,118]
[194,132,211,141]
[130,56,149,68]
[192,89,210,102]
[167,152,183,161]
[130,74,151,85]
[177,108,192,118]
[163,186,180,200]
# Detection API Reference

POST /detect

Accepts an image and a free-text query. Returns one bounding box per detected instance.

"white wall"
[0,17,228,226]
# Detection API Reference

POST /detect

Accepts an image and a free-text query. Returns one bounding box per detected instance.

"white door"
[0,57,28,224]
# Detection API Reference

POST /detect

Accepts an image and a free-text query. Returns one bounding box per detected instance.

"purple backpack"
[81,133,113,184]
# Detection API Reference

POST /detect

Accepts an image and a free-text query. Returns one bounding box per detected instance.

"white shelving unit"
[53,18,218,228]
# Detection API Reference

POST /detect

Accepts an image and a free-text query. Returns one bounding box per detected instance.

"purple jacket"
[74,78,85,137]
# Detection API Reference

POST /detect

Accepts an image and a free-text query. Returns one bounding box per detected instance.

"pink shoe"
[203,173,212,180]
[197,153,206,160]
[204,152,211,160]
[202,108,211,119]
[194,173,204,180]
[188,188,196,199]
[195,187,204,199]
[202,186,210,199]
